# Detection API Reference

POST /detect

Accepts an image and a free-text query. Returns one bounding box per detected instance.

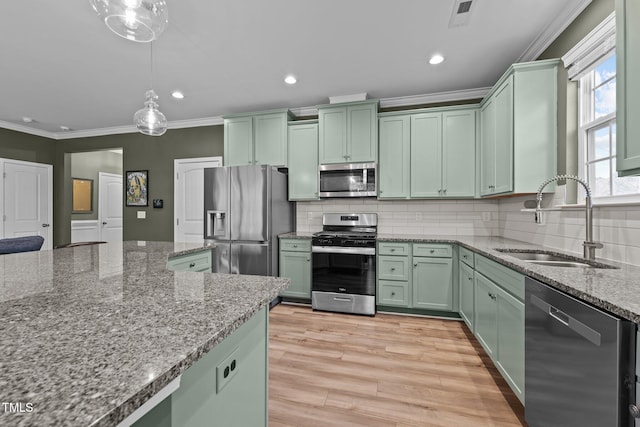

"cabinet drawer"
[413,243,452,258]
[475,255,524,300]
[378,242,410,256]
[280,239,311,252]
[378,280,409,307]
[166,250,212,272]
[378,256,410,281]
[459,246,475,267]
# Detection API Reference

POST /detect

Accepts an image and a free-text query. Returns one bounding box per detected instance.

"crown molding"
[0,120,56,139]
[379,87,491,108]
[517,0,593,62]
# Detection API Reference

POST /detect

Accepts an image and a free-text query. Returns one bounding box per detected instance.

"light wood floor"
[268,304,526,427]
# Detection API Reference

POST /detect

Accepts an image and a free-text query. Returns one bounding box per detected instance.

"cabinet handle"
[468,277,473,281]
[413,263,418,268]
[443,189,447,194]
[390,267,396,271]
[306,258,310,262]
[391,292,396,296]
[429,249,435,254]
[293,244,298,248]
[488,292,496,300]
[390,248,395,252]
[462,255,467,259]
[189,262,196,268]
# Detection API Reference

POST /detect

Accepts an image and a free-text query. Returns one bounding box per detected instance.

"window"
[579,53,640,201]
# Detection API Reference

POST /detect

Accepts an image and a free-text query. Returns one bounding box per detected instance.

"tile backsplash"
[295,199,500,236]
[296,188,640,266]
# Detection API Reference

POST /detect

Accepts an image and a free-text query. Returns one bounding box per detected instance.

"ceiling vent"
[449,0,475,28]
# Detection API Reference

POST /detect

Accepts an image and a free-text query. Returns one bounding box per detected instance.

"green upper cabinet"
[224,109,293,167]
[224,116,253,167]
[479,59,559,196]
[318,100,378,164]
[288,122,319,200]
[379,107,476,200]
[410,113,442,198]
[616,0,640,176]
[442,109,477,197]
[378,115,410,199]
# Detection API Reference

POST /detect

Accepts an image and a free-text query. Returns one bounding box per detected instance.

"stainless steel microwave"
[318,162,376,198]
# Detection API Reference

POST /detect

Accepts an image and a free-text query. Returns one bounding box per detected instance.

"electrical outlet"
[137,211,146,219]
[482,212,491,222]
[216,347,239,393]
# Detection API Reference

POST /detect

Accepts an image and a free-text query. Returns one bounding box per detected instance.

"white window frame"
[563,12,640,205]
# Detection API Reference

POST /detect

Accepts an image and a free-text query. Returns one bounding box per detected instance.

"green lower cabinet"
[458,261,475,331]
[279,239,312,300]
[134,308,268,427]
[411,257,453,311]
[377,280,409,307]
[495,285,525,403]
[279,250,311,299]
[474,273,498,359]
[166,250,212,272]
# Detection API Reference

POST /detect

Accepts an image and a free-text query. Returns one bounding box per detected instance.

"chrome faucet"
[535,175,603,260]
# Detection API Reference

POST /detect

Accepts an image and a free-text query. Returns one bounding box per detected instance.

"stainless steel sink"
[494,249,617,269]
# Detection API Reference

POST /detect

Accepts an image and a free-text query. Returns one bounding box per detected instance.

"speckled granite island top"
[377,234,640,323]
[0,241,289,427]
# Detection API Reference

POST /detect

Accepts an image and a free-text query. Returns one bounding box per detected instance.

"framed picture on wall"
[125,170,148,207]
[72,178,93,213]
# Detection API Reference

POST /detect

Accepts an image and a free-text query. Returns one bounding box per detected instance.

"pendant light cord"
[150,41,154,91]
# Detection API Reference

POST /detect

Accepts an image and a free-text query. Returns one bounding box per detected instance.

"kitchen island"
[0,241,289,427]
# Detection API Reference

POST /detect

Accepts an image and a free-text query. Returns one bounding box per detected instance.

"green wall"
[55,125,224,246]
[537,0,615,200]
[71,151,123,221]
[0,127,56,165]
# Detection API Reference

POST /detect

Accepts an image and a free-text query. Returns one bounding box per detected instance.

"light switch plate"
[137,211,146,219]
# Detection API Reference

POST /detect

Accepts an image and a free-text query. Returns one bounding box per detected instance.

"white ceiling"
[0,0,591,139]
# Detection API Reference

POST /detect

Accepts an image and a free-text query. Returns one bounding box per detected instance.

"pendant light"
[89,0,168,42]
[134,42,168,136]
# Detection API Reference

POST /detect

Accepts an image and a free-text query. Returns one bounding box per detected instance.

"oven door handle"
[311,246,375,256]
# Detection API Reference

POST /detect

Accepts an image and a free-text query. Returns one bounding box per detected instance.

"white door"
[174,157,222,243]
[2,159,53,249]
[99,172,123,243]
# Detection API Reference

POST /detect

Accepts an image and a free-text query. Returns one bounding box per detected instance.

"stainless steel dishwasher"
[525,277,635,427]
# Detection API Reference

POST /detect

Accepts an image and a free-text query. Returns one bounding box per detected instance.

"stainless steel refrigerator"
[203,165,294,276]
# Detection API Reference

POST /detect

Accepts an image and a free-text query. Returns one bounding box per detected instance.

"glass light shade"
[89,0,168,42]
[134,90,168,136]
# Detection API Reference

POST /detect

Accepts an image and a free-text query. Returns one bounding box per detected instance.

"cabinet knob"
[391,292,396,296]
[306,258,310,262]
[468,277,473,281]
[413,263,418,268]
[293,244,298,248]
[189,262,196,268]
[390,248,395,252]
[390,267,396,271]
[443,189,447,194]
[430,249,435,254]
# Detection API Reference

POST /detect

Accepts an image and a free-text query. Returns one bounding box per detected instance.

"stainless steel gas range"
[311,213,377,316]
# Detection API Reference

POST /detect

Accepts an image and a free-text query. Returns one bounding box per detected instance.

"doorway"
[70,150,123,244]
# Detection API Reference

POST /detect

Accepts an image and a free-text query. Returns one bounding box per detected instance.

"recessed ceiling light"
[22,117,33,123]
[284,75,297,85]
[171,90,185,99]
[60,126,71,131]
[429,54,445,65]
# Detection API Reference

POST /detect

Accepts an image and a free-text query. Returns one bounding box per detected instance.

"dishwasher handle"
[530,294,601,346]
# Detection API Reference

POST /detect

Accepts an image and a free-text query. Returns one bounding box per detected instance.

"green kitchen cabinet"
[474,272,498,359]
[442,109,477,197]
[166,249,212,272]
[410,244,453,311]
[378,115,410,198]
[224,109,293,167]
[616,0,640,176]
[495,283,525,402]
[378,106,476,200]
[410,112,442,198]
[479,59,559,196]
[458,260,475,332]
[376,242,410,308]
[288,121,319,200]
[279,238,311,300]
[318,100,378,164]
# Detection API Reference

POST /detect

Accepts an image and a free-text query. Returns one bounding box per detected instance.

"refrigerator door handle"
[207,210,227,238]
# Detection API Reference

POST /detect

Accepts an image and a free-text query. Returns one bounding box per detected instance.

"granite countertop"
[378,234,640,323]
[0,241,289,427]
[278,232,314,239]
